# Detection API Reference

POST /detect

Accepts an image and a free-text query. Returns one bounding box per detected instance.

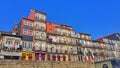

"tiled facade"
[0,9,120,62]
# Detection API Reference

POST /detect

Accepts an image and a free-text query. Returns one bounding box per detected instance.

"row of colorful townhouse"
[0,9,120,62]
[0,30,120,62]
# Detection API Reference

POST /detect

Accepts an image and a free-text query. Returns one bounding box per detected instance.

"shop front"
[57,55,60,61]
[60,55,63,61]
[66,55,68,61]
[52,55,56,61]
[1,52,21,60]
[63,55,66,61]
[47,54,50,61]
[35,52,46,61]
[21,52,34,60]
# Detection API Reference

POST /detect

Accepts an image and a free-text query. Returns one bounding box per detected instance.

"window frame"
[24,20,28,25]
[29,22,33,27]
[29,30,33,36]
[23,29,28,35]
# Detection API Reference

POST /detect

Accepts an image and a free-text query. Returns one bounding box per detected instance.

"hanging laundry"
[35,42,39,50]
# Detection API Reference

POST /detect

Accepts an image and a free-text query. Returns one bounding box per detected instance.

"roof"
[32,9,46,15]
[0,31,22,38]
[47,21,73,30]
[2,34,22,38]
[47,21,73,28]
[97,32,120,41]
[105,32,120,40]
[78,32,91,36]
[22,17,35,21]
[0,31,10,34]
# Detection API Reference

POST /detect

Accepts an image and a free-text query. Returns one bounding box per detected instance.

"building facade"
[0,32,22,60]
[0,9,120,62]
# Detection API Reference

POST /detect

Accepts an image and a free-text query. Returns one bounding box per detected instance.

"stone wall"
[0,60,95,68]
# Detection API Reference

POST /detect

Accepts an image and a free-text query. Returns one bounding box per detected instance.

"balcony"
[35,26,39,30]
[35,18,46,22]
[63,32,68,36]
[70,50,73,54]
[35,36,46,41]
[40,26,46,31]
[35,26,46,31]
[35,36,40,40]
[66,40,69,45]
[57,49,60,53]
[61,49,65,54]
[2,44,22,52]
[41,47,46,51]
[40,36,46,41]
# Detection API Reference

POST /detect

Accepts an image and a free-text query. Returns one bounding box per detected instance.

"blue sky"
[0,0,120,39]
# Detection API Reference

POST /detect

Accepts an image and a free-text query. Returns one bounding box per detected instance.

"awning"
[1,52,21,56]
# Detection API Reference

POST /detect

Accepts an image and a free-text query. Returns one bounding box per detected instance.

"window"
[6,41,12,45]
[28,42,32,48]
[23,41,26,48]
[35,13,39,19]
[86,36,89,39]
[6,40,12,48]
[36,22,39,26]
[35,32,39,35]
[24,20,28,25]
[62,46,65,53]
[49,29,52,33]
[41,32,46,40]
[15,42,20,49]
[87,41,90,45]
[71,31,75,37]
[30,22,33,27]
[35,42,40,50]
[29,31,33,36]
[61,37,64,43]
[55,28,58,34]
[35,32,39,39]
[23,29,28,35]
[36,22,39,29]
[41,23,45,30]
[47,44,51,52]
[66,30,68,36]
[81,35,84,39]
[52,45,56,53]
[41,15,45,21]
[41,42,46,51]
